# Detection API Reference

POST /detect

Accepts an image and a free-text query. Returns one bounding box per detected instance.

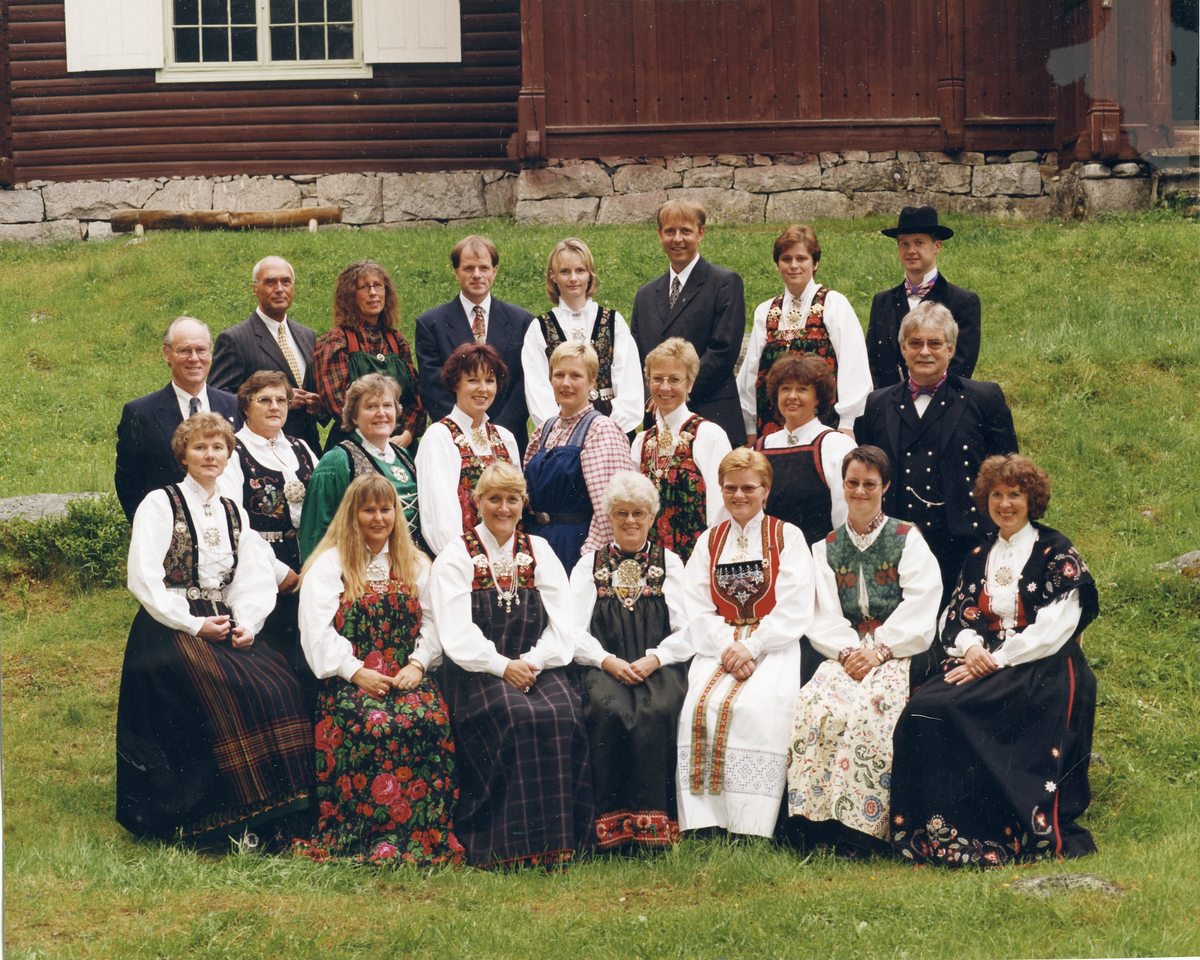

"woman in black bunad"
[889,454,1100,866]
[117,413,313,844]
[430,462,593,868]
[218,370,318,704]
[570,471,691,851]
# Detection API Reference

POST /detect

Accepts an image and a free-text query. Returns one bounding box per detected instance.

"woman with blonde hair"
[297,473,463,865]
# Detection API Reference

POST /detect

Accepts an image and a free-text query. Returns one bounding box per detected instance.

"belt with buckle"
[170,586,228,602]
[531,511,591,526]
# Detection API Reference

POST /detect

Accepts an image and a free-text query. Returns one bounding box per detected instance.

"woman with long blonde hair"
[297,474,463,865]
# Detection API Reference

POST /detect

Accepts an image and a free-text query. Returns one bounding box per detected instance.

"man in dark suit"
[857,301,1017,604]
[414,235,534,452]
[866,206,981,389]
[209,256,323,451]
[630,199,746,446]
[115,317,240,522]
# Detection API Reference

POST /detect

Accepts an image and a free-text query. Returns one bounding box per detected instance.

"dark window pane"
[174,0,199,26]
[230,0,255,25]
[327,0,352,22]
[231,26,257,60]
[271,24,297,59]
[202,25,229,60]
[327,23,352,59]
[201,0,228,25]
[298,23,324,59]
[270,0,294,25]
[297,0,323,24]
[175,26,200,61]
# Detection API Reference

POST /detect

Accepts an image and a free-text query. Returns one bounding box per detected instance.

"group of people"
[112,201,1100,870]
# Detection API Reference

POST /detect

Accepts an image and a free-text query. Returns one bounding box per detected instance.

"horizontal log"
[9,22,65,43]
[17,156,520,182]
[111,206,343,232]
[10,4,64,22]
[9,41,63,61]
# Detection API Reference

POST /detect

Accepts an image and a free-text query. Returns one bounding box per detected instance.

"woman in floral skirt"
[297,474,463,865]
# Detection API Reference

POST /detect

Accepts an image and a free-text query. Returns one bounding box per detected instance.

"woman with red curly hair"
[889,454,1100,867]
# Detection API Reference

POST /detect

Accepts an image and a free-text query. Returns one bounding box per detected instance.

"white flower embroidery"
[1027,582,1039,592]
[1044,780,1057,794]
[647,566,664,580]
[472,554,490,570]
[594,567,611,582]
[283,479,306,503]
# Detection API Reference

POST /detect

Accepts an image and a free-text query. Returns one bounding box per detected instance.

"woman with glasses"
[313,260,424,454]
[784,445,940,859]
[630,337,732,564]
[675,448,815,838]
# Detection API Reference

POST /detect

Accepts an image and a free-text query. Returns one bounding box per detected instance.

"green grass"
[3,211,1200,958]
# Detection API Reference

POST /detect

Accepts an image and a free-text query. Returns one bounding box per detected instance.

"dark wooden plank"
[794,0,821,119]
[540,0,569,126]
[19,157,521,182]
[630,0,659,125]
[744,0,774,123]
[1,0,13,184]
[723,0,748,124]
[8,41,64,60]
[654,0,683,125]
[9,4,63,22]
[9,21,63,43]
[818,0,845,119]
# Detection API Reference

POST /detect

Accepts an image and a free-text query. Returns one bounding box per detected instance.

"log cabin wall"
[4,0,521,185]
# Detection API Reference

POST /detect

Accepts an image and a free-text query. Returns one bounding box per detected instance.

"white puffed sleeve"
[521,320,556,430]
[299,549,362,681]
[570,550,609,667]
[736,299,772,434]
[694,421,733,527]
[609,311,645,435]
[822,289,872,430]
[225,506,279,638]
[127,490,204,635]
[430,537,512,676]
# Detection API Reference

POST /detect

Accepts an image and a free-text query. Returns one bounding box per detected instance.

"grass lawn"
[2,212,1200,959]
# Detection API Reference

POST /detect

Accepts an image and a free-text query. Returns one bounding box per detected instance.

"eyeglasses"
[251,397,288,407]
[612,509,651,521]
[357,281,385,292]
[721,483,764,496]
[171,347,211,359]
[649,376,686,387]
[905,338,946,351]
[843,479,882,492]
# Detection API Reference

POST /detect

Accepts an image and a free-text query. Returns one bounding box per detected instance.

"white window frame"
[155,0,374,83]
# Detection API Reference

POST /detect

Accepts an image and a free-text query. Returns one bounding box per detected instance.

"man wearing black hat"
[866,206,981,389]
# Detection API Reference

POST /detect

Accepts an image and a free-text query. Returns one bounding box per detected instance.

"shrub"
[0,494,130,589]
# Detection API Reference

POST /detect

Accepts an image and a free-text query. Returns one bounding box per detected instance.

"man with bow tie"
[856,301,1017,605]
[866,206,981,390]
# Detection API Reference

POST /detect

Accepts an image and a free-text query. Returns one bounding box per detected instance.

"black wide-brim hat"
[881,205,954,240]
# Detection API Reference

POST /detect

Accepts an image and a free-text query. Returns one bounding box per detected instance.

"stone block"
[1158,170,1200,201]
[665,187,765,224]
[0,189,45,223]
[149,178,214,211]
[985,154,1007,164]
[1044,152,1058,169]
[513,197,600,226]
[819,152,841,168]
[667,156,693,172]
[596,190,668,225]
[869,151,897,161]
[212,177,302,212]
[949,195,1052,220]
[1080,178,1153,215]
[301,198,320,209]
[1112,162,1141,178]
[43,179,159,220]
[897,151,920,163]
[382,172,485,222]
[516,163,612,201]
[691,156,714,167]
[821,160,907,193]
[612,164,682,193]
[599,156,638,168]
[752,154,773,166]
[972,162,1042,196]
[918,151,954,163]
[683,166,734,189]
[734,162,822,193]
[844,150,870,163]
[484,176,516,218]
[1080,163,1112,179]
[907,162,972,194]
[85,221,114,241]
[765,190,852,222]
[481,169,508,184]
[1008,151,1039,163]
[850,191,950,217]
[715,154,749,167]
[289,174,319,183]
[959,152,986,165]
[0,219,82,244]
[316,173,383,224]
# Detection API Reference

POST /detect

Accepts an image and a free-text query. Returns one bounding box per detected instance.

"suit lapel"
[485,300,512,359]
[153,383,185,448]
[663,257,708,336]
[892,284,909,323]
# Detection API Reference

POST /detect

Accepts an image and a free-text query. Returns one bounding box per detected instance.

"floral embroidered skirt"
[786,655,910,840]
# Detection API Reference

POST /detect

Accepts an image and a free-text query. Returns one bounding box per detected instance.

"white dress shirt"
[738,280,872,433]
[172,381,211,421]
[630,402,732,529]
[127,474,278,638]
[430,525,575,676]
[415,406,521,556]
[670,253,701,292]
[570,544,692,668]
[459,292,493,337]
[941,522,1082,667]
[521,299,644,433]
[758,418,857,530]
[299,548,441,682]
[255,308,306,381]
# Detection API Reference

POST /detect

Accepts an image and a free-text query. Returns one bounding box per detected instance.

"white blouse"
[298,548,441,682]
[737,280,872,433]
[415,405,522,556]
[430,524,575,676]
[682,510,815,662]
[758,418,858,530]
[127,474,278,638]
[569,544,692,668]
[629,402,732,529]
[522,299,644,434]
[807,519,941,661]
[942,522,1082,668]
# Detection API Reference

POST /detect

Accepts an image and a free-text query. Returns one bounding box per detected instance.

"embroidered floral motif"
[754,287,839,436]
[640,414,708,563]
[463,528,537,593]
[443,418,513,534]
[594,810,680,850]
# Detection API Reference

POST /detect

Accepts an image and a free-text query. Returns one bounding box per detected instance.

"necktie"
[669,276,681,310]
[188,396,201,418]
[276,321,302,386]
[472,305,486,344]
[904,276,935,300]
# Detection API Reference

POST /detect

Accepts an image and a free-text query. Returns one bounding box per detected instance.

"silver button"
[973,522,978,528]
[926,486,931,490]
[970,506,976,512]
[963,445,968,450]
[964,461,969,466]
[905,469,911,474]
[906,452,912,457]
[926,467,932,473]
[928,451,933,456]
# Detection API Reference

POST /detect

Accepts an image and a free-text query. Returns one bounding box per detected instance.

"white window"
[63,0,461,82]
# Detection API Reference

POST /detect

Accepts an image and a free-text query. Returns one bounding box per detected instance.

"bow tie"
[904,276,935,299]
[908,375,946,399]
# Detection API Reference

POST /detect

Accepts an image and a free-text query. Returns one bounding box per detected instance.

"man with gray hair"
[857,300,1017,604]
[114,317,239,522]
[210,255,323,451]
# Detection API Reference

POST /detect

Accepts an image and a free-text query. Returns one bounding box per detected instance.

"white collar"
[728,510,765,538]
[459,292,493,319]
[670,254,701,287]
[996,521,1036,552]
[236,424,286,450]
[477,523,516,556]
[254,307,288,332]
[355,431,395,462]
[553,298,595,323]
[182,473,218,505]
[776,416,823,445]
[782,278,818,313]
[449,405,490,433]
[906,267,939,290]
[657,402,693,434]
[172,381,207,406]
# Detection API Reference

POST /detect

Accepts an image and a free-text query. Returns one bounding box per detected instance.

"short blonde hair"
[717,448,773,487]
[545,238,598,304]
[171,411,235,467]
[341,373,401,433]
[473,461,527,505]
[549,341,599,382]
[644,336,699,384]
[657,198,706,230]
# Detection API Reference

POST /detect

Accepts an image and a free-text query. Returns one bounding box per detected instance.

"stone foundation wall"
[1,150,1195,243]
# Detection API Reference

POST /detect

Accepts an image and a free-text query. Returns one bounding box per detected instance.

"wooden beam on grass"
[110,206,342,233]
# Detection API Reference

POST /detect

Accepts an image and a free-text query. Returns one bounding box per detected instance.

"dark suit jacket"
[630,256,746,445]
[856,375,1017,538]
[414,297,534,451]
[210,311,321,451]
[866,274,981,389]
[114,383,240,522]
